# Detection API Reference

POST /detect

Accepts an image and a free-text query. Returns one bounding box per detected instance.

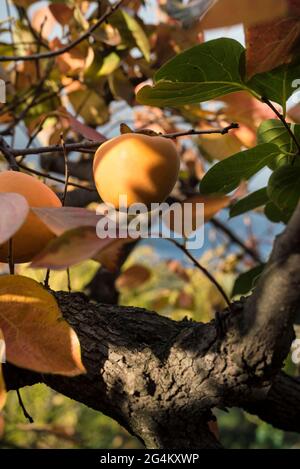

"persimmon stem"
[67,268,72,293]
[16,389,34,423]
[169,239,231,309]
[44,269,50,288]
[8,238,14,275]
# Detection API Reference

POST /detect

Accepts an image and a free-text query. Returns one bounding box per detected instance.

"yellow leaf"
[0,275,85,376]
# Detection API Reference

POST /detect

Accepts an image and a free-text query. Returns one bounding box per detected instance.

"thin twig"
[60,134,69,205]
[17,163,96,191]
[169,239,232,308]
[44,269,50,288]
[67,269,72,292]
[8,238,14,274]
[11,140,104,157]
[211,218,263,264]
[0,137,19,171]
[0,1,125,62]
[16,389,34,423]
[157,122,239,139]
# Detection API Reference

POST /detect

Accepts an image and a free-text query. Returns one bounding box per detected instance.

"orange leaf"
[32,207,103,236]
[49,3,74,26]
[0,328,6,412]
[245,4,300,77]
[0,193,29,245]
[0,275,85,376]
[32,6,57,40]
[30,226,122,270]
[201,0,287,29]
[165,194,230,236]
[116,264,151,290]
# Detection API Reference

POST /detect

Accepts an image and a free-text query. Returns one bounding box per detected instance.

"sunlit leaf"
[0,275,85,376]
[30,226,121,270]
[137,39,248,106]
[116,264,151,290]
[201,0,287,29]
[0,193,29,245]
[32,207,103,236]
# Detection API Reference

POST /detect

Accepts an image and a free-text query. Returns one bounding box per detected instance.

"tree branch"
[0,1,125,63]
[244,371,300,433]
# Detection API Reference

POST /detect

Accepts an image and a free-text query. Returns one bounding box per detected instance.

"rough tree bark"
[4,203,300,449]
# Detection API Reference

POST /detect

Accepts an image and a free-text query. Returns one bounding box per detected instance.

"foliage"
[0,0,300,450]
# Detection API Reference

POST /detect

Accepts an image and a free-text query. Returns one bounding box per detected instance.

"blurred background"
[0,0,299,449]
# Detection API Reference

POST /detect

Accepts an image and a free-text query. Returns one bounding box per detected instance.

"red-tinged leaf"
[32,207,103,236]
[49,3,74,26]
[166,260,190,282]
[0,193,29,245]
[176,291,194,309]
[201,0,287,29]
[0,275,85,376]
[93,237,135,272]
[246,10,300,77]
[30,226,120,270]
[58,108,107,142]
[115,264,151,290]
[220,92,277,146]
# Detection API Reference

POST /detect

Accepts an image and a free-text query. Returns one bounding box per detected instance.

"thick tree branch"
[3,206,300,449]
[244,371,300,433]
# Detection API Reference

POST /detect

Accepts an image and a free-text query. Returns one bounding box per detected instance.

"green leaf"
[267,165,300,219]
[110,10,150,61]
[137,38,249,106]
[247,63,300,106]
[258,119,300,156]
[68,89,109,126]
[264,201,288,224]
[232,264,265,297]
[200,143,280,195]
[230,188,269,218]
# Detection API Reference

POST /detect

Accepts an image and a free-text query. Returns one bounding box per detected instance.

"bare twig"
[0,137,19,171]
[169,239,231,308]
[16,389,34,423]
[11,140,104,157]
[17,162,96,191]
[158,122,239,139]
[60,134,69,206]
[0,1,125,63]
[211,218,263,264]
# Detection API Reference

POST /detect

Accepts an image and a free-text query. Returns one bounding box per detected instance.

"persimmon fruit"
[93,133,180,208]
[0,171,62,263]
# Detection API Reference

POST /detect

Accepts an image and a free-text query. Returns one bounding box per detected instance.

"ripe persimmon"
[93,133,180,208]
[0,171,62,263]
